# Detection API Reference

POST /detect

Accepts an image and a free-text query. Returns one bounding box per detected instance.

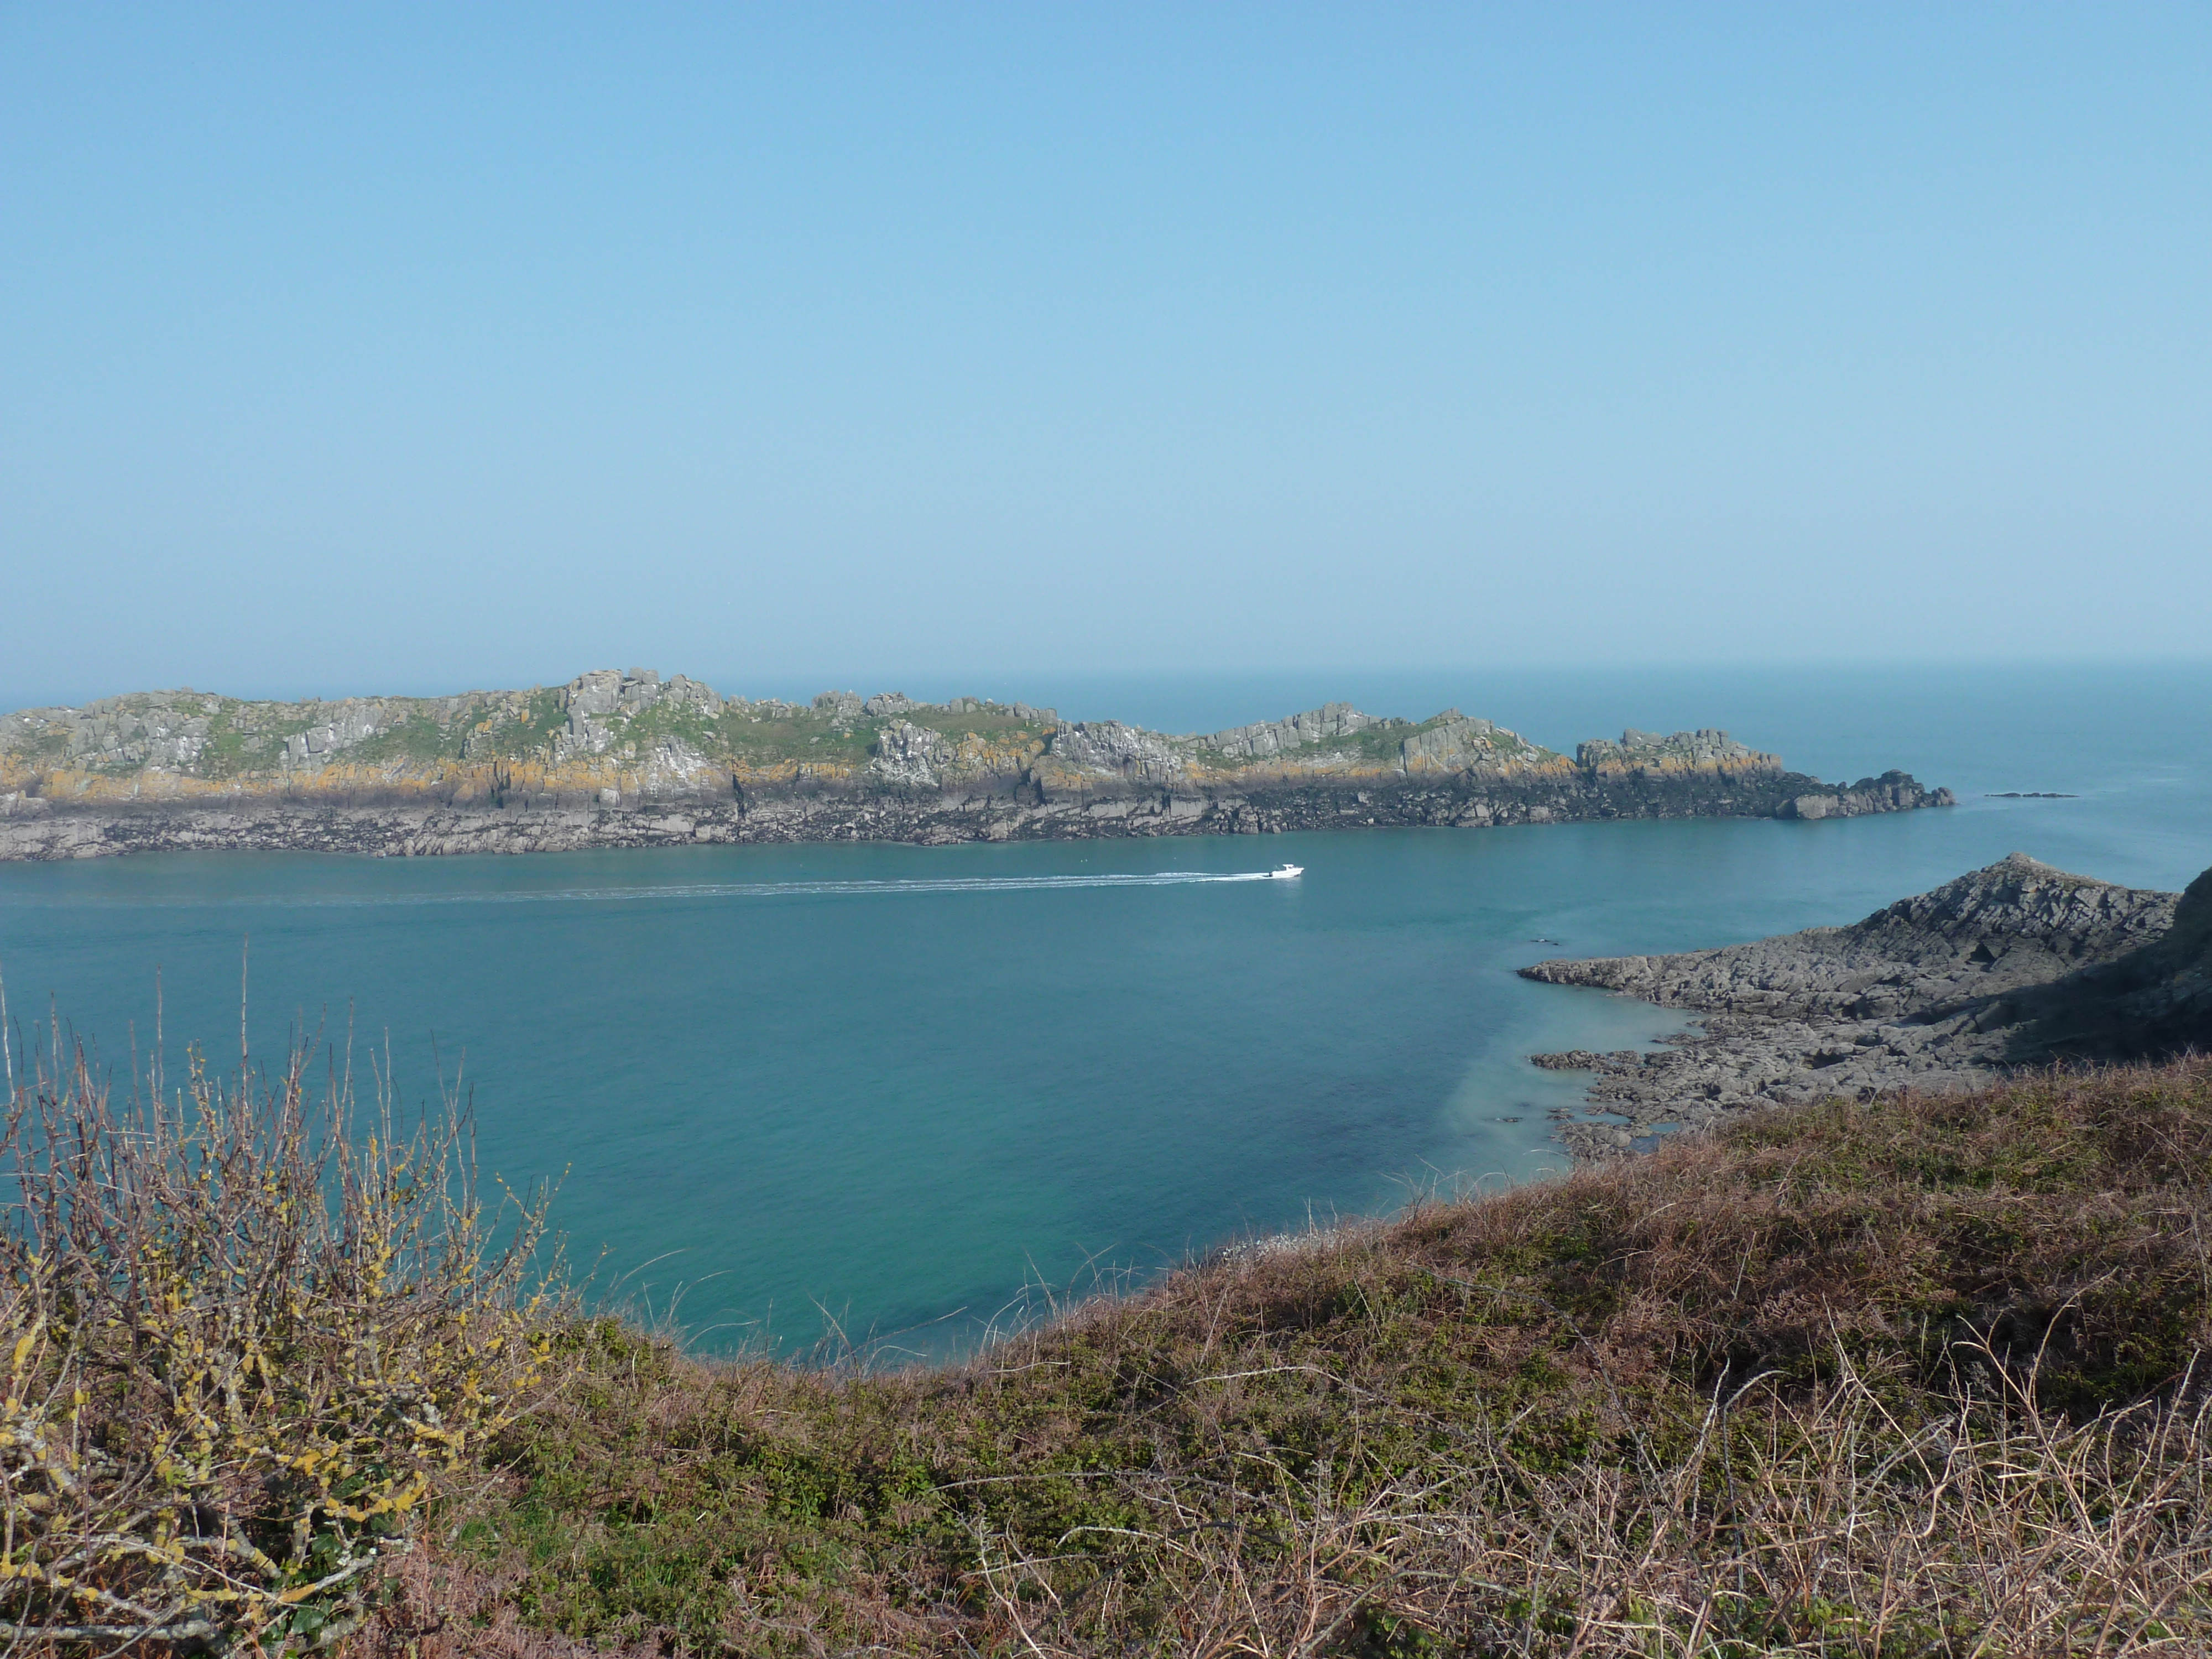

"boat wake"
[59,870,1301,910]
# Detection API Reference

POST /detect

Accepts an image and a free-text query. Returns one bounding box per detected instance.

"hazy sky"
[4,4,2208,705]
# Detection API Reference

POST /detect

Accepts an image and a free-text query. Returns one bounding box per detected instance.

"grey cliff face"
[554,669,721,764]
[1205,702,1381,760]
[23,695,223,771]
[1575,728,1776,773]
[932,697,1055,723]
[280,702,388,768]
[1400,713,1544,774]
[1520,853,2180,1157]
[868,719,956,788]
[1047,720,1191,785]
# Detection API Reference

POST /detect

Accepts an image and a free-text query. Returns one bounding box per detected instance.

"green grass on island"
[4,1034,2208,1656]
[5,682,1589,789]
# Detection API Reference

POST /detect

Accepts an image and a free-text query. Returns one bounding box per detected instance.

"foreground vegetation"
[0,1034,559,1653]
[6,1037,2209,1655]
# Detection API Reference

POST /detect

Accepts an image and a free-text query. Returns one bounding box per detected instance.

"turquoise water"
[2,663,2206,1357]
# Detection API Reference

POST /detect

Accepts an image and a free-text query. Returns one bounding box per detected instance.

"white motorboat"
[1268,862,1304,879]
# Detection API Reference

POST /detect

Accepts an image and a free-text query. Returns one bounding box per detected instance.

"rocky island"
[0,668,1951,860]
[1524,852,2212,1157]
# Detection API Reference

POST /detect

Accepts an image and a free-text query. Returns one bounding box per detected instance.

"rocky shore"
[0,669,1951,861]
[1521,853,2209,1157]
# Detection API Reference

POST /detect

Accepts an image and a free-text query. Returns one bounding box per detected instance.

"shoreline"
[0,768,1948,862]
[1522,851,2204,1158]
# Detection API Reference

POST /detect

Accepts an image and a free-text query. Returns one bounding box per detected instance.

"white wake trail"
[83,870,1290,910]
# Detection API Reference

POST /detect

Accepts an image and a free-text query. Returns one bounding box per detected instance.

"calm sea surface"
[2,663,2206,1357]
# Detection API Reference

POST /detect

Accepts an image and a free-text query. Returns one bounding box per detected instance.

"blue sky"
[4,3,2208,703]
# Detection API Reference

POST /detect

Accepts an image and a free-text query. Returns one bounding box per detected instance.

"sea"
[2,662,2205,1359]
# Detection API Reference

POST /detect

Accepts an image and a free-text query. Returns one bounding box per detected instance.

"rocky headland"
[0,669,1951,860]
[1522,852,2212,1157]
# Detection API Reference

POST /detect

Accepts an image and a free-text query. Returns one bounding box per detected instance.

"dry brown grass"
[957,1341,2211,1656]
[355,1060,2212,1657]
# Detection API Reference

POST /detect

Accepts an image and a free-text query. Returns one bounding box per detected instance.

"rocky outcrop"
[1204,703,1380,760]
[867,719,956,788]
[1777,773,1944,821]
[1034,721,1191,789]
[0,672,1952,861]
[1520,854,2187,1157]
[1401,713,1568,778]
[1576,728,1780,780]
[2015,864,2212,1062]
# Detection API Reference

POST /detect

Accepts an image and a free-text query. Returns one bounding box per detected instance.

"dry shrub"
[0,1027,563,1653]
[966,1342,2212,1656]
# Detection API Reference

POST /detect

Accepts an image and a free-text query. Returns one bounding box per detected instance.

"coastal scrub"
[5,1022,2206,1654]
[0,1032,562,1652]
[385,1062,2212,1657]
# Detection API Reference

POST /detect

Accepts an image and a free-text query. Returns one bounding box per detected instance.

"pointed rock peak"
[1965,852,2111,889]
[1867,855,2177,952]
